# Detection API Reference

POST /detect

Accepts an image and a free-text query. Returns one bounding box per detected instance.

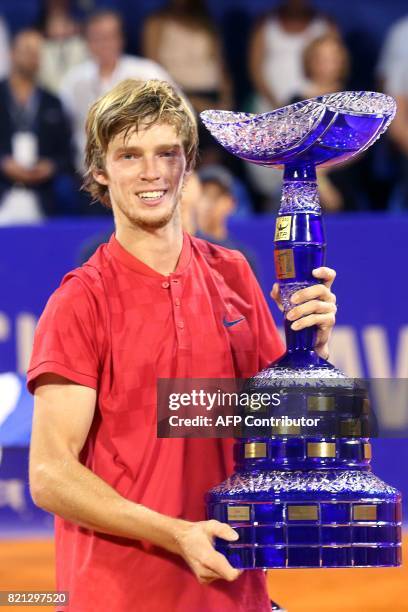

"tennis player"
[28,79,336,612]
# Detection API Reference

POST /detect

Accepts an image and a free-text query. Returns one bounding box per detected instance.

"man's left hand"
[271,267,337,360]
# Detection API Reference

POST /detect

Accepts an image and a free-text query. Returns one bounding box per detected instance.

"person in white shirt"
[0,16,10,79]
[59,10,173,170]
[377,15,408,93]
[39,11,88,95]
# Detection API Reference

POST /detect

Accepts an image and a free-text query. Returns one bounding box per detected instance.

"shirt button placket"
[170,277,187,346]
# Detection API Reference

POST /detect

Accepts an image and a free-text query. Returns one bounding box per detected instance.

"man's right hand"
[173,519,242,584]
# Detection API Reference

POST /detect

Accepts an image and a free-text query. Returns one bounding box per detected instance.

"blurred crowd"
[0,0,408,229]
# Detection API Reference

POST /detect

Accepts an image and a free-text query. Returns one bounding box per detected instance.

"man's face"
[94,123,187,231]
[12,31,43,79]
[86,15,123,66]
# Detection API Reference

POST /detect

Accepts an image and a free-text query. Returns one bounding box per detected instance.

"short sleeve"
[27,276,102,394]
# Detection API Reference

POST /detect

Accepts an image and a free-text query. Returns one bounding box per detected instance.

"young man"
[28,79,337,611]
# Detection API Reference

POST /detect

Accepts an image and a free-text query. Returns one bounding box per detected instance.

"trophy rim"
[200,91,396,126]
[200,91,396,169]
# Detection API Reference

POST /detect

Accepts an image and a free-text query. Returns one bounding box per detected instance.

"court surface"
[0,536,406,611]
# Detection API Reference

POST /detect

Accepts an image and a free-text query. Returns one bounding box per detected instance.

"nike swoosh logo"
[223,316,245,328]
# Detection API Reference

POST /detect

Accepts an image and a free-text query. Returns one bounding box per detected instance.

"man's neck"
[9,73,35,104]
[115,217,185,276]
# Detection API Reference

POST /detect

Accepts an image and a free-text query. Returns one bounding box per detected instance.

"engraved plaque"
[227,506,250,521]
[271,424,301,435]
[287,505,318,521]
[274,249,295,279]
[363,443,372,459]
[245,442,267,459]
[307,395,335,412]
[307,442,336,458]
[353,505,377,521]
[340,419,362,437]
[275,216,292,241]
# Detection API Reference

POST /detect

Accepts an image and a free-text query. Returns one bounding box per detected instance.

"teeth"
[138,191,165,199]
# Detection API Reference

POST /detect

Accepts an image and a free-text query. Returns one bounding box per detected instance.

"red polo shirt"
[28,233,284,612]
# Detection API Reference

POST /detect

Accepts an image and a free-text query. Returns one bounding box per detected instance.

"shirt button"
[177,320,185,329]
[161,281,170,289]
[174,298,181,306]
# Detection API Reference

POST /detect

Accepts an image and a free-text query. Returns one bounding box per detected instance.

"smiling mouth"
[137,190,168,205]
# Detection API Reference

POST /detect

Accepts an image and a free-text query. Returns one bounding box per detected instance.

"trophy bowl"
[201,92,402,569]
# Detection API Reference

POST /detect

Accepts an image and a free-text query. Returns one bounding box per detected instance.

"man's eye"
[161,151,176,157]
[123,153,135,160]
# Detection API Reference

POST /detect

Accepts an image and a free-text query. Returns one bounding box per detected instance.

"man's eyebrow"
[115,143,182,153]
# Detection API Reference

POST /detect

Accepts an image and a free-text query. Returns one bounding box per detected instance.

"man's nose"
[140,157,161,181]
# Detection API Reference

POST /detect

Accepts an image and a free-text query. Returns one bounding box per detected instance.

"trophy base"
[207,469,402,569]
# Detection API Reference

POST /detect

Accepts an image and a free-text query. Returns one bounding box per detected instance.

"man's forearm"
[30,456,186,553]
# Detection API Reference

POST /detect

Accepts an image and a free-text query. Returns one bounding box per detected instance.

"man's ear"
[92,167,109,186]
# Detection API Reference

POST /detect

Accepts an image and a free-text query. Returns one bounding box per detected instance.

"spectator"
[197,165,236,243]
[196,165,258,271]
[246,3,337,212]
[59,10,173,170]
[0,29,74,224]
[39,11,88,94]
[377,15,408,93]
[143,0,233,166]
[248,0,336,112]
[0,16,10,79]
[386,64,408,208]
[292,34,355,212]
[143,0,232,114]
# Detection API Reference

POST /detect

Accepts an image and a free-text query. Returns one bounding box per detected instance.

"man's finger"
[312,267,336,288]
[290,312,336,331]
[203,549,242,582]
[287,300,337,321]
[206,519,239,542]
[291,284,334,304]
[270,283,284,312]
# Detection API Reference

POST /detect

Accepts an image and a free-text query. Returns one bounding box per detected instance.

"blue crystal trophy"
[200,92,402,568]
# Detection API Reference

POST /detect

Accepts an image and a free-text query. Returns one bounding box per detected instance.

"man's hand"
[271,267,337,360]
[174,519,242,584]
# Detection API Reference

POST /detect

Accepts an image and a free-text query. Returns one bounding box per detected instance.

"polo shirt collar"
[107,232,192,278]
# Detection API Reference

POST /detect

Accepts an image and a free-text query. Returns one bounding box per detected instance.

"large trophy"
[200,92,402,568]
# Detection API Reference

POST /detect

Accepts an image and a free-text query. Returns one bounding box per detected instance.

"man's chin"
[128,209,176,231]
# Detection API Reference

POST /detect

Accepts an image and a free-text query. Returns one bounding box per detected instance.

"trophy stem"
[283,163,316,182]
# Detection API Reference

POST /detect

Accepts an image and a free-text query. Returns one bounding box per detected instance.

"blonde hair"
[83,79,198,206]
[303,34,350,82]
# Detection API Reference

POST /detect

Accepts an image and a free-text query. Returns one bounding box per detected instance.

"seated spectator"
[377,15,408,93]
[292,34,354,212]
[0,16,10,79]
[248,0,336,111]
[143,0,232,114]
[59,10,173,171]
[39,11,88,94]
[0,29,74,224]
[294,34,349,101]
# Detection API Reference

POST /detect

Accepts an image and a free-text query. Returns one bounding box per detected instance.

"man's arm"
[30,373,241,585]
